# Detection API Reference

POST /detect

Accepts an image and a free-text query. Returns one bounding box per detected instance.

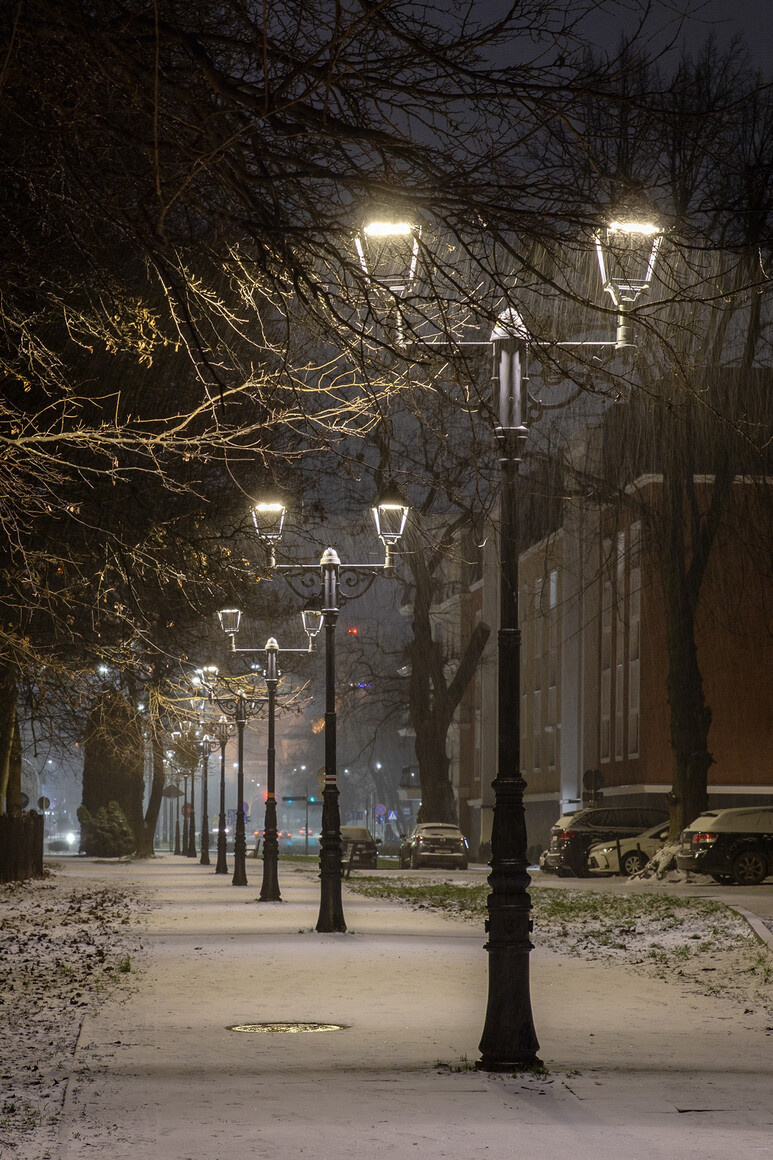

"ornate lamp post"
[209,716,236,874]
[252,487,409,933]
[198,734,219,866]
[356,213,663,1068]
[193,667,264,887]
[171,724,202,859]
[216,612,317,903]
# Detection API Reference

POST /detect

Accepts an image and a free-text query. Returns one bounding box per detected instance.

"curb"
[726,904,773,951]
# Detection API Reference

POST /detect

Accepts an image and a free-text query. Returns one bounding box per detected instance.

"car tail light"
[691,832,718,847]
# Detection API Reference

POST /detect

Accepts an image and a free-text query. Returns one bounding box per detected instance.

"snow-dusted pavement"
[5,856,773,1160]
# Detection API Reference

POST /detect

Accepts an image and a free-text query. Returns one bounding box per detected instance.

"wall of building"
[459,474,772,863]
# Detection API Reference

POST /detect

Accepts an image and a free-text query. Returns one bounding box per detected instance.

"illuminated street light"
[357,209,664,1070]
[252,489,409,932]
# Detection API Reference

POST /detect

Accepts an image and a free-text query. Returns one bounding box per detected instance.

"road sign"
[387,810,397,821]
[162,785,182,799]
[375,803,386,817]
[37,796,50,810]
[182,803,193,819]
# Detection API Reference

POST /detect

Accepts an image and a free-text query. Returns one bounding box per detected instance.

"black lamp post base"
[316,783,346,932]
[259,802,282,902]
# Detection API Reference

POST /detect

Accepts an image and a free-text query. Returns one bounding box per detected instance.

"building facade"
[454,475,773,859]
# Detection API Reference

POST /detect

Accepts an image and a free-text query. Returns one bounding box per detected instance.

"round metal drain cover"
[228,1022,347,1034]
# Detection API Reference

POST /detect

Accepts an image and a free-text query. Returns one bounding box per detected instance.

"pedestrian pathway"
[55,858,773,1160]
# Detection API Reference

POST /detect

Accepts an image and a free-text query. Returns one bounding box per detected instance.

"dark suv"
[676,807,773,885]
[543,806,669,877]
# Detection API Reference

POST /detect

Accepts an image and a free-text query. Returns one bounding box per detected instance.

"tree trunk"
[663,588,712,837]
[0,668,17,812]
[6,711,22,815]
[136,725,165,858]
[658,463,715,840]
[414,718,457,823]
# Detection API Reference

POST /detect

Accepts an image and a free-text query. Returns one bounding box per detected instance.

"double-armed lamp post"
[214,616,316,903]
[356,212,663,1068]
[251,489,409,933]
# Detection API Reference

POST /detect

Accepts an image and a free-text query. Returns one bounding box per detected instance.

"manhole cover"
[228,1022,347,1034]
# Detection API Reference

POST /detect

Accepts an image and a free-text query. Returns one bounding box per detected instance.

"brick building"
[452,474,772,860]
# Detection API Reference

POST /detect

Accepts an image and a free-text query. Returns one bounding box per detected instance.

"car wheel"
[398,850,408,869]
[410,850,420,869]
[620,849,647,877]
[731,848,768,886]
[459,861,468,871]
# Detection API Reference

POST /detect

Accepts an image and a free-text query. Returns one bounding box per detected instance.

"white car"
[587,822,670,877]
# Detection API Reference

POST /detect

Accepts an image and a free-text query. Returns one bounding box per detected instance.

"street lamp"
[252,487,409,933]
[171,724,202,859]
[198,734,219,867]
[193,667,263,887]
[212,715,236,875]
[357,213,663,1069]
[216,615,317,902]
[595,219,663,349]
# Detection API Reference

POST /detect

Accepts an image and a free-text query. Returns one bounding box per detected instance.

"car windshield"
[341,828,372,841]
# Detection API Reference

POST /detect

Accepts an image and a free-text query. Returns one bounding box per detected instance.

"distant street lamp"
[357,212,663,1068]
[216,614,316,902]
[198,734,219,867]
[172,724,202,859]
[193,668,264,887]
[209,716,235,875]
[252,486,409,932]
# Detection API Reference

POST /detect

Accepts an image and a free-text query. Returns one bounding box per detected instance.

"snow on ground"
[1,859,771,1158]
[0,869,145,1159]
[347,871,773,1032]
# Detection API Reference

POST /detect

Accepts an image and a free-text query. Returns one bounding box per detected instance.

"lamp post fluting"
[251,488,409,934]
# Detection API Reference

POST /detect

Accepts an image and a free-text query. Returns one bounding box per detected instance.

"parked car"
[587,822,670,877]
[398,824,469,869]
[340,825,380,870]
[676,807,773,885]
[542,806,669,877]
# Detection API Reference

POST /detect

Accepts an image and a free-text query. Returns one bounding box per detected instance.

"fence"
[0,811,45,882]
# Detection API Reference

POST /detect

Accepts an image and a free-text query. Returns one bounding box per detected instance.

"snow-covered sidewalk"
[3,857,772,1160]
